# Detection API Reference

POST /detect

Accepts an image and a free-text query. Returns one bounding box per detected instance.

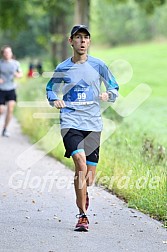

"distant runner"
[46,25,119,231]
[0,45,23,137]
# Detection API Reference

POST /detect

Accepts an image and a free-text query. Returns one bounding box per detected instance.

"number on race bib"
[78,92,86,100]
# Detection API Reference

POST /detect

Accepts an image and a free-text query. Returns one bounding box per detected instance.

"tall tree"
[74,0,90,26]
[41,0,74,65]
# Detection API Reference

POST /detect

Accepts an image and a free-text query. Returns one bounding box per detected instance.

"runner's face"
[70,32,90,55]
[2,47,13,60]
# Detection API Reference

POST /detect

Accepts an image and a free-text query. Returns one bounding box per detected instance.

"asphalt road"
[0,117,166,252]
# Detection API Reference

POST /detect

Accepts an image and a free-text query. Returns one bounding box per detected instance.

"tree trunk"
[49,14,60,67]
[61,18,68,61]
[74,0,90,26]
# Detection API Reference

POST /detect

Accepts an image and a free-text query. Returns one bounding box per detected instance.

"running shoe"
[86,192,89,210]
[2,129,10,137]
[74,214,89,232]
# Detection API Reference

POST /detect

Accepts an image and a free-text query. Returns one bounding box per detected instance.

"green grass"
[16,41,167,226]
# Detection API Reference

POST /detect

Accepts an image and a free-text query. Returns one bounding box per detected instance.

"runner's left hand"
[99,92,109,101]
[14,72,23,78]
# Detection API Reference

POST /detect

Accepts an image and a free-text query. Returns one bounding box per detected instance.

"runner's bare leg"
[73,152,87,214]
[3,101,15,129]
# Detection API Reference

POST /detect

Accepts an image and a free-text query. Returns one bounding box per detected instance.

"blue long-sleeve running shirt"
[46,55,119,131]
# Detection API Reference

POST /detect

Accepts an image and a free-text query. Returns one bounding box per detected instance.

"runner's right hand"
[54,100,66,109]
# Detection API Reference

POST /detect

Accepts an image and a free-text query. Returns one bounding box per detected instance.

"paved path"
[0,117,166,252]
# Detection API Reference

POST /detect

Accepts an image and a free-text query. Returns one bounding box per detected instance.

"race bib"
[64,83,94,105]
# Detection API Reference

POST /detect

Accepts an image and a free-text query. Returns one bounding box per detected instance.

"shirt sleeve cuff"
[107,89,118,102]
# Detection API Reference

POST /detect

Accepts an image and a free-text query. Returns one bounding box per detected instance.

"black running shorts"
[61,128,101,166]
[0,89,17,105]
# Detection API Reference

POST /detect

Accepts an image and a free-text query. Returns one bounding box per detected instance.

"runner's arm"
[100,63,119,102]
[46,67,64,107]
[14,61,23,78]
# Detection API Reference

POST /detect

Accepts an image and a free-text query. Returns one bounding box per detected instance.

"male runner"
[46,25,119,231]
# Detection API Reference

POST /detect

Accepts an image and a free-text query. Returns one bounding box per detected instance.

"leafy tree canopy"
[107,0,166,13]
